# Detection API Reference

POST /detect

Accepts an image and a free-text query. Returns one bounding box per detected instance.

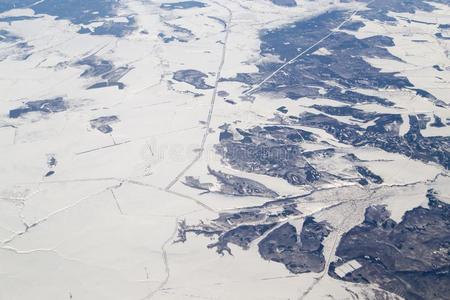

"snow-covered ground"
[0,0,449,299]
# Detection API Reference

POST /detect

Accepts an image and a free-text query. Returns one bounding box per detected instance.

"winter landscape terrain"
[0,0,449,299]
